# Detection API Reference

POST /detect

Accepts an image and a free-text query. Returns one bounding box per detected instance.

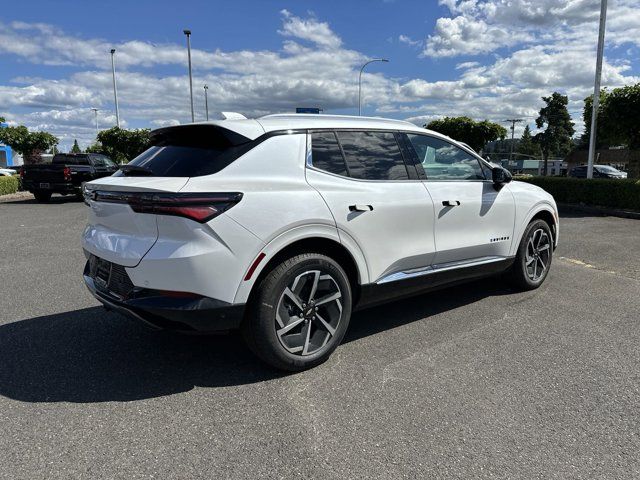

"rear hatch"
[82,123,261,267]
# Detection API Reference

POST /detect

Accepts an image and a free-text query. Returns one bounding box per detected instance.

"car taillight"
[63,167,72,181]
[92,191,243,223]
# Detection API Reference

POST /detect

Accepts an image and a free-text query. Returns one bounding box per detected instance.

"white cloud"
[398,35,423,48]
[0,6,638,152]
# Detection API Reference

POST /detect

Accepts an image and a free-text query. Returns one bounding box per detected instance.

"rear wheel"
[507,219,553,290]
[33,190,52,203]
[242,253,352,371]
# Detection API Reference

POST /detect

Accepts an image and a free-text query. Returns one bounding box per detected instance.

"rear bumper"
[24,180,79,193]
[83,261,245,332]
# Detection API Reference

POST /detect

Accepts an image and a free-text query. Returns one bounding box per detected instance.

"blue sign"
[296,107,322,114]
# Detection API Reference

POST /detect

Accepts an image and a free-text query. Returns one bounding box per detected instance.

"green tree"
[534,92,575,175]
[583,83,640,150]
[70,139,82,153]
[424,116,507,152]
[0,125,58,164]
[0,116,5,123]
[86,127,151,164]
[518,125,540,157]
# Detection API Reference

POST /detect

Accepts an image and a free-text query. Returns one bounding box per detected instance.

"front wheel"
[507,219,553,291]
[242,253,352,371]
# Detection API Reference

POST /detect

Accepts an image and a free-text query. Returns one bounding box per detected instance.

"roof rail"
[220,112,248,120]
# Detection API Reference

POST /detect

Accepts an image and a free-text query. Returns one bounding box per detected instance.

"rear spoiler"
[150,124,253,149]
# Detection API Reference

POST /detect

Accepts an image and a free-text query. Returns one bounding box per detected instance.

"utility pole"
[183,29,195,123]
[587,0,608,179]
[203,84,209,121]
[91,108,99,133]
[110,49,120,128]
[505,118,523,163]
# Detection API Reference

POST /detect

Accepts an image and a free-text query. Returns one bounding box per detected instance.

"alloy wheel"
[525,228,551,281]
[275,270,343,356]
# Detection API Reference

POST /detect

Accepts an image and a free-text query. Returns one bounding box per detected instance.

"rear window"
[311,131,348,176]
[53,154,90,165]
[336,131,409,181]
[117,125,252,177]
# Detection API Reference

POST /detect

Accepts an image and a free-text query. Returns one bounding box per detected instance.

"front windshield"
[596,166,620,173]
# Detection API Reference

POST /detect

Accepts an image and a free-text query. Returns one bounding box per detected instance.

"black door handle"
[442,200,461,206]
[349,204,373,212]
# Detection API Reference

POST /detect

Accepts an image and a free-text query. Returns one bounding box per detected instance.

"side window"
[102,156,117,168]
[336,131,409,180]
[406,134,485,180]
[91,155,105,167]
[311,131,348,176]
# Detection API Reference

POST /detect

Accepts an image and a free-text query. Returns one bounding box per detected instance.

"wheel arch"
[233,226,368,305]
[512,202,558,255]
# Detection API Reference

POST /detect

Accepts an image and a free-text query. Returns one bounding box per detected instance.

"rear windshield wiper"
[119,164,154,176]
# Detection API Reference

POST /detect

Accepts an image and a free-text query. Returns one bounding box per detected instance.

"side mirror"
[492,166,512,185]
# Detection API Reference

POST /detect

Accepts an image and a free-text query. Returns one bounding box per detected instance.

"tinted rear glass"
[53,154,89,165]
[311,131,348,176]
[336,131,408,180]
[116,125,252,177]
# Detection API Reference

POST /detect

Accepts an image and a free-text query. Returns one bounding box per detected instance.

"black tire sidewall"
[514,219,553,289]
[248,253,352,371]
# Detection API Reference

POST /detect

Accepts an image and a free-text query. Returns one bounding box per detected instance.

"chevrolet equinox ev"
[82,114,558,371]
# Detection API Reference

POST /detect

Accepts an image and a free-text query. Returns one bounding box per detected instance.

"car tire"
[507,219,553,291]
[242,253,352,372]
[33,190,52,203]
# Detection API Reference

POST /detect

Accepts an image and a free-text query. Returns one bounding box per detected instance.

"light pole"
[204,84,209,121]
[183,29,195,123]
[91,108,99,133]
[358,58,389,116]
[587,0,608,179]
[110,49,120,128]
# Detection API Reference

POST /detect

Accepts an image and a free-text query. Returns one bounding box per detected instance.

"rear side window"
[336,131,409,180]
[311,131,348,176]
[117,125,251,177]
[53,154,89,165]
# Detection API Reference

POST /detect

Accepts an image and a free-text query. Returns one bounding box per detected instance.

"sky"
[1,0,639,151]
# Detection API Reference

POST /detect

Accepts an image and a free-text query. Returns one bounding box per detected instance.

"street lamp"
[183,29,195,123]
[110,49,120,128]
[587,0,608,179]
[358,58,389,116]
[91,108,99,132]
[204,84,209,121]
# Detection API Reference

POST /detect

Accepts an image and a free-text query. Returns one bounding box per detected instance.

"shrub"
[0,175,19,196]
[518,176,640,212]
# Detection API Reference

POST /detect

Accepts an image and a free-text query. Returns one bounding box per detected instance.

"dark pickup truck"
[21,153,118,202]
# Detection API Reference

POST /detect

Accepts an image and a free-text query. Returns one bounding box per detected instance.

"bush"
[0,175,19,196]
[518,176,640,212]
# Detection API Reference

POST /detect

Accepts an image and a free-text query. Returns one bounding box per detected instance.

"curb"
[558,203,640,220]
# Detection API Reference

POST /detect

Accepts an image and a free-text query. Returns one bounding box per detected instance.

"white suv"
[82,114,558,371]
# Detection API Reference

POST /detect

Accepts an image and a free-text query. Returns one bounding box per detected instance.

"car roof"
[181,114,450,143]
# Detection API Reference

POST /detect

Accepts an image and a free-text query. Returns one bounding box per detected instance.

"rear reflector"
[244,252,266,281]
[92,191,243,223]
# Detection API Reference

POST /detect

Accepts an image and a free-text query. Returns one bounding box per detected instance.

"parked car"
[569,164,627,179]
[0,168,17,176]
[21,153,118,202]
[82,114,559,371]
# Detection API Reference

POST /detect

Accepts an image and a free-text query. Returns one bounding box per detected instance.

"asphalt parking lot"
[1,195,639,479]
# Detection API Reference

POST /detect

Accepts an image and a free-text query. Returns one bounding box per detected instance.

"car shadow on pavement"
[0,278,515,404]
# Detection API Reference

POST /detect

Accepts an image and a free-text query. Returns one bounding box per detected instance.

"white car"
[82,114,558,371]
[0,168,17,176]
